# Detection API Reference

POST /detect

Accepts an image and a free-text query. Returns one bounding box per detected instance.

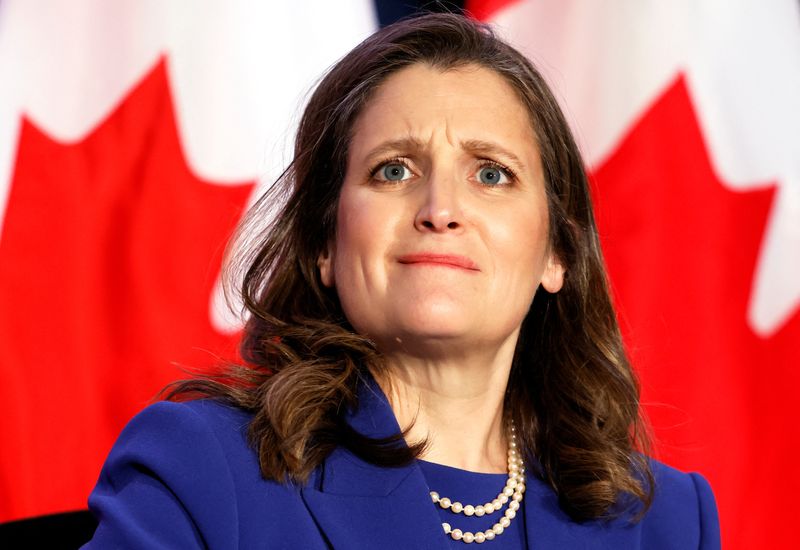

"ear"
[317,245,335,288]
[540,253,565,293]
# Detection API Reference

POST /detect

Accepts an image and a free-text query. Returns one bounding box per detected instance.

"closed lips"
[396,254,479,271]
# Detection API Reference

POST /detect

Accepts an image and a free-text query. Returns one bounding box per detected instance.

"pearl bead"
[428,421,525,544]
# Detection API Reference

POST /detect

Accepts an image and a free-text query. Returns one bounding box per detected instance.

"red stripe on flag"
[593,74,798,548]
[0,59,253,521]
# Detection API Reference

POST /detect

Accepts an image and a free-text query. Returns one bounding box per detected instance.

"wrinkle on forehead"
[348,63,540,176]
[362,135,530,175]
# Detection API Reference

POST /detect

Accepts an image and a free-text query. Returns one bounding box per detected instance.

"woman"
[84,13,719,549]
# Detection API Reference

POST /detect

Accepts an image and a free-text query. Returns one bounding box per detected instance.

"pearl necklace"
[428,423,525,544]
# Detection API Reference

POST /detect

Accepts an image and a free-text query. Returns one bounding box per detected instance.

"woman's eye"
[476,165,510,185]
[375,162,412,182]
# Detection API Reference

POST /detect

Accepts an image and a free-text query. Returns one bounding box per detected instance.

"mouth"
[396,253,480,271]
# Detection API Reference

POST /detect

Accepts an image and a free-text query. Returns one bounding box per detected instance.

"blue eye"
[376,162,412,182]
[477,165,509,185]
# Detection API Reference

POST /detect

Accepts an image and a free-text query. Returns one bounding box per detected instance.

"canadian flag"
[0,0,376,524]
[468,0,800,547]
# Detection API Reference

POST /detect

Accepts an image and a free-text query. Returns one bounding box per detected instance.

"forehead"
[349,63,539,160]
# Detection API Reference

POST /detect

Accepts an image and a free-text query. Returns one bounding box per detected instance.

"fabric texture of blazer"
[83,375,721,549]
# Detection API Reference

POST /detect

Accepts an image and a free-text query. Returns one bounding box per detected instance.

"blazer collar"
[299,371,600,549]
[300,371,449,549]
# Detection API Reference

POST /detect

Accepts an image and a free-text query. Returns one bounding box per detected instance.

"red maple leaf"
[593,75,800,549]
[0,59,253,521]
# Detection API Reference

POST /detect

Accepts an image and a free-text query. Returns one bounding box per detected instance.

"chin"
[397,302,473,330]
[386,311,482,347]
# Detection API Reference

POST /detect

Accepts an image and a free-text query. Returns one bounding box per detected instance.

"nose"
[414,171,464,233]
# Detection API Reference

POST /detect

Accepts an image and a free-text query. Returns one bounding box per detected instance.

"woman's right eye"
[373,162,413,182]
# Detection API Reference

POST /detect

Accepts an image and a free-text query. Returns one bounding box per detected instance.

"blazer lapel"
[523,476,589,549]
[301,373,449,550]
[523,474,641,549]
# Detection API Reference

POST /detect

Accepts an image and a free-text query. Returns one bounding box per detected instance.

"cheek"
[330,190,396,327]
[334,191,390,270]
[487,208,550,296]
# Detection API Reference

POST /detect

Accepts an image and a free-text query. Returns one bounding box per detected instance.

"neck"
[373,334,518,473]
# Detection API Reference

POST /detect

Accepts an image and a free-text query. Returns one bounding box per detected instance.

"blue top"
[419,459,527,548]
[83,375,721,549]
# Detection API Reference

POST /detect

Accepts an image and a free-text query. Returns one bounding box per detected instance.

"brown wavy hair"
[167,12,654,521]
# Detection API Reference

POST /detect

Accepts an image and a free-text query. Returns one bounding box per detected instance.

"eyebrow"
[363,136,528,172]
[460,139,527,172]
[364,137,427,162]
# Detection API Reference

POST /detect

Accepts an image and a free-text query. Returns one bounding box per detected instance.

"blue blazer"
[84,378,720,549]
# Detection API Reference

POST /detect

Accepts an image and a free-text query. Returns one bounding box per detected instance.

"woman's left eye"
[476,164,511,185]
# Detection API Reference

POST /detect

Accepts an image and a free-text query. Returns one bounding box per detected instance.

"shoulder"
[637,459,721,549]
[85,400,312,548]
[111,398,250,440]
[100,399,256,481]
[526,459,720,549]
[124,397,252,434]
[126,398,254,454]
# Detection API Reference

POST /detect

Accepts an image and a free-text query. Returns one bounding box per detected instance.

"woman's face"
[319,63,563,356]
